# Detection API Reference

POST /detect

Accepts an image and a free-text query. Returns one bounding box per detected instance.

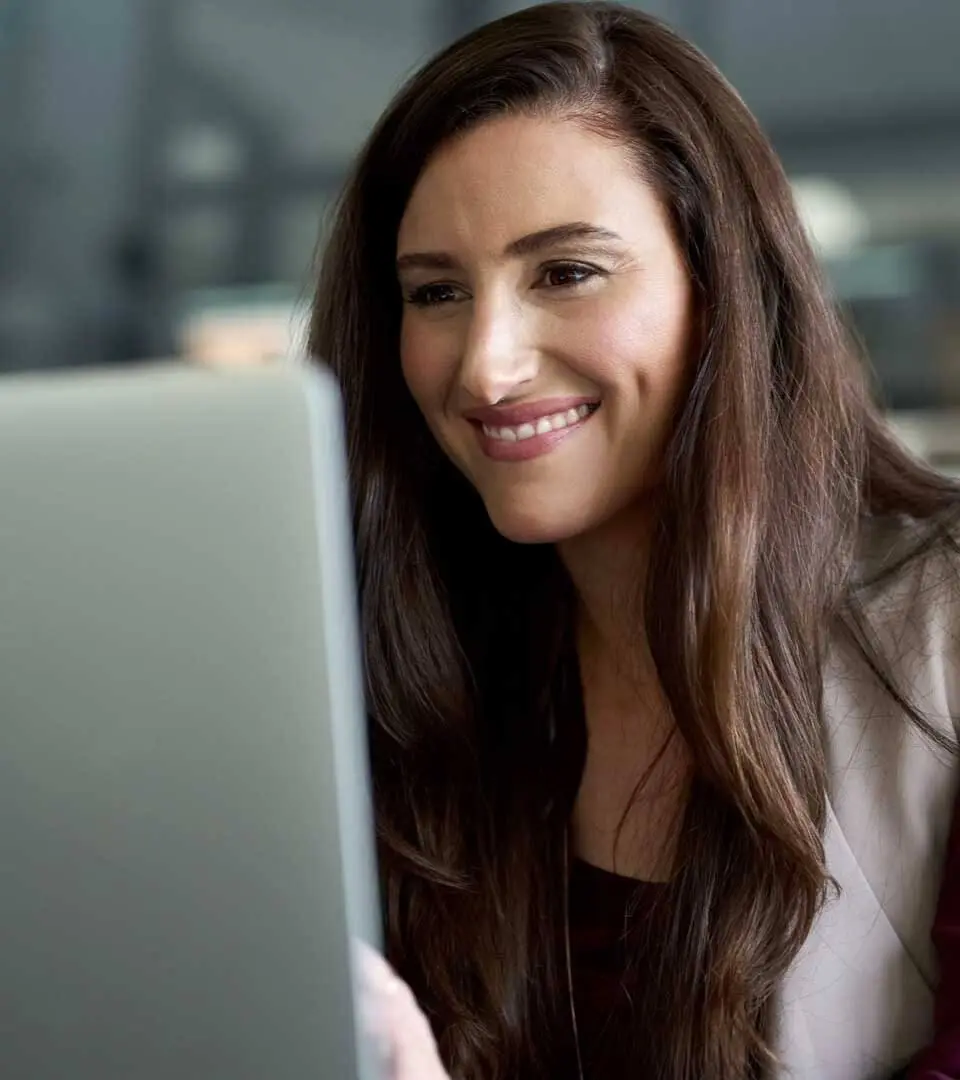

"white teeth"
[481,403,597,443]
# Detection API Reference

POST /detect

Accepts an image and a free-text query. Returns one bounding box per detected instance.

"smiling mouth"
[480,402,600,443]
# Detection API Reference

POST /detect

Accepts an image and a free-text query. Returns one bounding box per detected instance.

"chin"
[484,500,596,546]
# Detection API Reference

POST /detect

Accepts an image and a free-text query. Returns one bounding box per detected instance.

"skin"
[367,113,698,1077]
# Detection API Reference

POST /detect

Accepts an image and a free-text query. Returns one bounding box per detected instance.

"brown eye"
[541,263,599,288]
[407,283,463,307]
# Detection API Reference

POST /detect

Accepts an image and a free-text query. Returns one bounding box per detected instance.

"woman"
[311,3,960,1078]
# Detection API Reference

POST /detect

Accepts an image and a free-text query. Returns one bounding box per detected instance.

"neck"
[557,500,654,672]
[557,500,689,879]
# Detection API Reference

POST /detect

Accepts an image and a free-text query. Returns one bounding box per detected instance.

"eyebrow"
[395,222,625,273]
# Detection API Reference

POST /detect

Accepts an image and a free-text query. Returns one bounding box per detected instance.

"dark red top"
[557,858,663,1079]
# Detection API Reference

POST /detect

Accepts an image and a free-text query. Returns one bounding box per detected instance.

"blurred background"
[1,0,958,468]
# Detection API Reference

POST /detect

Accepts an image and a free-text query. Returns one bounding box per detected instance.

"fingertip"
[352,938,403,996]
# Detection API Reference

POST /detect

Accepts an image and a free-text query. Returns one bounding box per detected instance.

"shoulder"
[852,509,960,600]
[810,513,960,1036]
[822,512,959,899]
[838,511,960,729]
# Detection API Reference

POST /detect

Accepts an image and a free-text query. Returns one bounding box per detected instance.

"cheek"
[562,292,691,400]
[400,318,475,480]
[399,315,466,416]
[618,274,692,387]
[399,318,445,411]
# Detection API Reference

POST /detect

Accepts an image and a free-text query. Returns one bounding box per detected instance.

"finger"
[351,941,448,1079]
[381,979,446,1079]
[352,941,397,1072]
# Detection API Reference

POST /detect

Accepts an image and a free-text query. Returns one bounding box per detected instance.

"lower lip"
[472,410,597,462]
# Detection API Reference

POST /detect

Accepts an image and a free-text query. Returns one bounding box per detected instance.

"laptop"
[0,362,382,1079]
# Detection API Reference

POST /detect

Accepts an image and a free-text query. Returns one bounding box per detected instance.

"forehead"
[397,114,669,256]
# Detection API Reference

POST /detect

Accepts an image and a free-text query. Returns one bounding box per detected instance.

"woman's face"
[397,114,695,544]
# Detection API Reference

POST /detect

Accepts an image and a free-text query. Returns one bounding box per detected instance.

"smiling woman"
[308,4,960,1080]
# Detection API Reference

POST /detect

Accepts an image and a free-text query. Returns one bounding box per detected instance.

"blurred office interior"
[0,0,958,470]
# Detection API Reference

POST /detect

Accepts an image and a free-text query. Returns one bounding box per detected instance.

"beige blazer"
[772,524,960,1079]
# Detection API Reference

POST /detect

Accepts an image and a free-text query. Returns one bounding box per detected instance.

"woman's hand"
[355,941,451,1080]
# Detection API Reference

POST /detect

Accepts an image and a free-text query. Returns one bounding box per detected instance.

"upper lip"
[462,397,599,428]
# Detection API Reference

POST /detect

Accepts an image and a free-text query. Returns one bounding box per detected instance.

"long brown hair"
[309,3,960,1077]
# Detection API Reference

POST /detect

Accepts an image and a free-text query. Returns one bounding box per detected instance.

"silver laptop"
[0,362,382,1079]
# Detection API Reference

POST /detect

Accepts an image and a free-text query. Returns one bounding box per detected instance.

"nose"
[458,291,539,405]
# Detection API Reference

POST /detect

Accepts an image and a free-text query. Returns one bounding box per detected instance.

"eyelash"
[403,261,604,308]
